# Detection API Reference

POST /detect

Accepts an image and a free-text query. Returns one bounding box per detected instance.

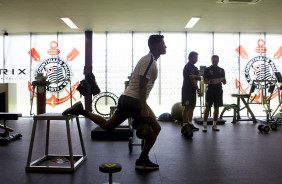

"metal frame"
[220,81,258,123]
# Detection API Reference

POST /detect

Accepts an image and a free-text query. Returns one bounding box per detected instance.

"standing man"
[202,55,226,132]
[62,34,166,170]
[181,51,201,131]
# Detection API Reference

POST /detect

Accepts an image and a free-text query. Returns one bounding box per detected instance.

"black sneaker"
[135,157,159,170]
[62,101,84,116]
[191,124,199,131]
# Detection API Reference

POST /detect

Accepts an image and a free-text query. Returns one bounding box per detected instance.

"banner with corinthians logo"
[1,34,85,116]
[236,34,282,116]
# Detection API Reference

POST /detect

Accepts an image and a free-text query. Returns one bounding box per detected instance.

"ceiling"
[1,0,282,34]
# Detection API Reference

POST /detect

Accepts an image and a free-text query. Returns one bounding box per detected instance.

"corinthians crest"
[36,57,72,92]
[235,39,281,102]
[28,41,80,107]
[244,55,277,88]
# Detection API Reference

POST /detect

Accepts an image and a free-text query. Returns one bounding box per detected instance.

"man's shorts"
[114,95,159,132]
[114,95,141,122]
[182,87,196,107]
[205,89,223,107]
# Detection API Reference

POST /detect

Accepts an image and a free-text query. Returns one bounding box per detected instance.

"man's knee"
[153,124,161,135]
[151,120,161,136]
[214,107,220,113]
[104,114,125,132]
[205,106,212,111]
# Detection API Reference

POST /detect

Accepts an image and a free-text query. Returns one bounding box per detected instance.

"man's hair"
[148,35,164,50]
[188,51,198,60]
[212,55,219,60]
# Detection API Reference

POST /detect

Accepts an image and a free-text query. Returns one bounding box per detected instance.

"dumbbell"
[270,123,278,130]
[136,123,153,139]
[128,137,144,153]
[181,122,193,139]
[132,117,153,140]
[99,162,122,184]
[271,118,281,130]
[257,124,270,133]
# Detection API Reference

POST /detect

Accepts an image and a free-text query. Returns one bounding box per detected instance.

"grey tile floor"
[1,116,282,184]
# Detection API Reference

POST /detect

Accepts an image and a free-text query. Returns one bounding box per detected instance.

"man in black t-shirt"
[202,55,226,132]
[181,51,201,131]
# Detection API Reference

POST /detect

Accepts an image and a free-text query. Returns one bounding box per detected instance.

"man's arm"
[204,77,226,84]
[189,74,201,90]
[203,78,209,84]
[203,69,210,84]
[222,69,226,85]
[139,75,149,117]
[190,74,201,81]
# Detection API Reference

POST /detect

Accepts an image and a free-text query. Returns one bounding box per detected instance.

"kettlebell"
[181,122,193,139]
[135,117,153,139]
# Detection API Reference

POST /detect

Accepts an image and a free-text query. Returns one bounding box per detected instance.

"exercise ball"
[158,112,175,122]
[171,102,184,122]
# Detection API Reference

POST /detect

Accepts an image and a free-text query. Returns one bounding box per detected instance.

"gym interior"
[1,0,282,184]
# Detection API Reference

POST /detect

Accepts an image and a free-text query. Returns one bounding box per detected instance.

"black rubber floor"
[0,116,282,184]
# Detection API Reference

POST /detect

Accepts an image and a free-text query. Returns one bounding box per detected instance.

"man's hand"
[197,89,203,97]
[140,107,149,117]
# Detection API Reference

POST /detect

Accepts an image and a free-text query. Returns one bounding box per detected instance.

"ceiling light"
[60,18,79,29]
[185,17,201,29]
[216,0,262,4]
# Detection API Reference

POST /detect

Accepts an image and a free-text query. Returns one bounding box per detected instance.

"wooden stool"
[25,113,87,172]
[99,162,122,184]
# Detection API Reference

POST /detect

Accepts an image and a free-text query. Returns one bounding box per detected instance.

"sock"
[188,121,192,125]
[213,121,217,126]
[203,122,207,127]
[80,110,88,117]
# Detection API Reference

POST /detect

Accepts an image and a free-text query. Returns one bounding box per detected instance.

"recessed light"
[60,18,79,29]
[216,0,262,4]
[185,17,201,29]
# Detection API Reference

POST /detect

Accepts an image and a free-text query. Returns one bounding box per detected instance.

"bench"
[0,112,22,144]
[219,93,257,124]
[219,104,240,124]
